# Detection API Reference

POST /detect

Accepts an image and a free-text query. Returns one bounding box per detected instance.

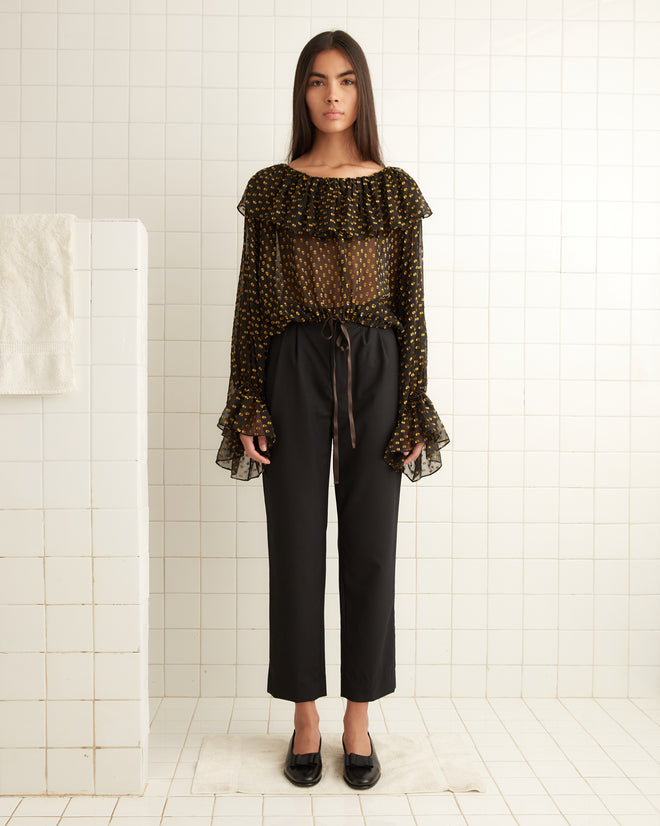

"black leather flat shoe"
[283,728,322,786]
[342,730,381,789]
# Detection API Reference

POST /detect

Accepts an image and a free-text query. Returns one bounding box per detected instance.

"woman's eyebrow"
[309,69,356,79]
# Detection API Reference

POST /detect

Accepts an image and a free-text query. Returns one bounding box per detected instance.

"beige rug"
[192,732,488,795]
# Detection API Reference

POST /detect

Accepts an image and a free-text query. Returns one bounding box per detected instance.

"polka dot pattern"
[216,163,450,482]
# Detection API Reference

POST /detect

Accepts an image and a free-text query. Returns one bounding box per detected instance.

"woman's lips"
[323,111,343,119]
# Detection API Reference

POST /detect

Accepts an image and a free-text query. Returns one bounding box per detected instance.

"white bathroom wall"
[0,0,658,706]
[0,219,149,795]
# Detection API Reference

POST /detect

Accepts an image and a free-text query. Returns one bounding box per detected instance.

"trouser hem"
[268,689,329,703]
[341,677,396,703]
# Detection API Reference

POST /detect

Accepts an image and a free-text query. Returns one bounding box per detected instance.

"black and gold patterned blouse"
[215,163,450,482]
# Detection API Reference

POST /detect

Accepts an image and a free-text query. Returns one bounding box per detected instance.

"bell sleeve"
[384,218,450,481]
[215,212,276,481]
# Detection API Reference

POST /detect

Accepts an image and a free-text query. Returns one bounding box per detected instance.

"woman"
[216,30,450,789]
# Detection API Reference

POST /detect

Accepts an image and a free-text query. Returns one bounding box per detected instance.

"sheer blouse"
[215,163,450,482]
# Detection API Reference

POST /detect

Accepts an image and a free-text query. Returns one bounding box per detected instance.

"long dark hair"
[287,30,384,167]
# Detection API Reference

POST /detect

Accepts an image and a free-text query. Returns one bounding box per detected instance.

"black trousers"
[262,317,402,703]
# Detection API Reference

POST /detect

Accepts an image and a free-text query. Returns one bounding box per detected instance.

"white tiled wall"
[0,0,658,721]
[0,219,149,795]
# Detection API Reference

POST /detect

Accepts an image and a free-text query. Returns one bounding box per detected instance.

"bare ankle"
[343,699,369,728]
[294,700,319,726]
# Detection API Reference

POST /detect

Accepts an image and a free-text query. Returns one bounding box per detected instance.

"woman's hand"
[403,441,424,466]
[239,433,271,465]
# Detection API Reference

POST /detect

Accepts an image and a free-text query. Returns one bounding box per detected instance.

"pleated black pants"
[262,317,402,703]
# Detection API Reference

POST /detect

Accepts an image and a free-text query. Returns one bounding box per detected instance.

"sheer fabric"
[216,163,450,481]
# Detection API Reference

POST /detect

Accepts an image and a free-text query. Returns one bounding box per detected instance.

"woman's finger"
[403,441,424,465]
[239,433,270,464]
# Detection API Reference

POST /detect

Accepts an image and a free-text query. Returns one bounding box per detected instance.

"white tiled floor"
[1,697,658,825]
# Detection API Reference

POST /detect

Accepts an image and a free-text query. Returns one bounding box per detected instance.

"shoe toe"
[343,764,381,788]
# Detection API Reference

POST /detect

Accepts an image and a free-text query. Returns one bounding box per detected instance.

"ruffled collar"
[238,163,432,238]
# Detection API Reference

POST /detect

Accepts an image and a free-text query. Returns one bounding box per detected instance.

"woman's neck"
[302,131,364,170]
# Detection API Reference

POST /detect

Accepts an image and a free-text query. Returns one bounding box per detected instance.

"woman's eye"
[309,78,354,87]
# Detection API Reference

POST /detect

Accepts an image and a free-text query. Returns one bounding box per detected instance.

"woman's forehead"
[310,48,355,75]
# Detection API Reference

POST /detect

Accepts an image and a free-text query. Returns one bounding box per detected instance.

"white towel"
[0,213,77,394]
[191,732,489,795]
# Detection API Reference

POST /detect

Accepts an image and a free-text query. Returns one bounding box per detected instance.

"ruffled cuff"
[384,390,450,482]
[215,393,276,481]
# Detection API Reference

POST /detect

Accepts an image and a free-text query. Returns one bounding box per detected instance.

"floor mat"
[191,731,489,795]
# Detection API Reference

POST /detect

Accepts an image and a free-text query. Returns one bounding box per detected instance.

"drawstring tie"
[321,314,357,485]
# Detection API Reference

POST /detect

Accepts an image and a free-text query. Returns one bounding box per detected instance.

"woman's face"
[305,48,358,136]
